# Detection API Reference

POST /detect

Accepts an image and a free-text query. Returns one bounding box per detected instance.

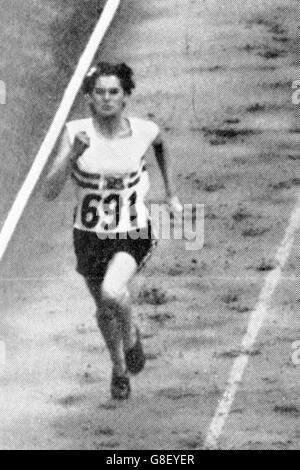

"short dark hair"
[82,62,136,96]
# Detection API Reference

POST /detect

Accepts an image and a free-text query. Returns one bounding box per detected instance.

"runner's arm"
[152,132,183,213]
[44,128,73,201]
[152,132,176,199]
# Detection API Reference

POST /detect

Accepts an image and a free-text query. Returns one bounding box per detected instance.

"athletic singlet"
[65,117,160,234]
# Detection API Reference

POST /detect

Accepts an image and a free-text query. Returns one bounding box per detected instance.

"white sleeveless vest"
[65,117,159,234]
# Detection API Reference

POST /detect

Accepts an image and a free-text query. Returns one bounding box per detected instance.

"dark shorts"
[73,222,158,282]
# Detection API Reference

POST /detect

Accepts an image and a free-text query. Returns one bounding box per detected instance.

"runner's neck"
[92,115,132,139]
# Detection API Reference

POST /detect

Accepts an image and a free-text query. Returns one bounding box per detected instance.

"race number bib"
[75,189,142,233]
[73,163,150,233]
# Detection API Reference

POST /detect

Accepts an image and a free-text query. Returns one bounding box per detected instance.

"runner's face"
[91,75,126,117]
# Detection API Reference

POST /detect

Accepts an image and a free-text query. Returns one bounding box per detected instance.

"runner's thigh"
[102,252,138,299]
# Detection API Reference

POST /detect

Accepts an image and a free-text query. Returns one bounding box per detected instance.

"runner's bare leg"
[86,252,138,376]
[102,252,138,354]
[85,281,125,376]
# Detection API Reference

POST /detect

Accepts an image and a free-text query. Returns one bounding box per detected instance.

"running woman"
[44,62,183,400]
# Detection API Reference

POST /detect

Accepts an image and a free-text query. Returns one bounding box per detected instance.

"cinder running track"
[1,0,300,450]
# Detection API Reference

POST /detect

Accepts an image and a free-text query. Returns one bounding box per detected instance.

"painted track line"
[0,0,120,264]
[205,190,300,449]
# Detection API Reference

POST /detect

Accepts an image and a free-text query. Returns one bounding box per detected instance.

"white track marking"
[0,0,120,264]
[205,191,300,449]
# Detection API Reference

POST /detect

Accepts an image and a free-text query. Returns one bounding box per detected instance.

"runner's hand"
[166,195,183,216]
[71,132,90,161]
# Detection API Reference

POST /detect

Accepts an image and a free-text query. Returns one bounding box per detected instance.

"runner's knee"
[101,279,129,305]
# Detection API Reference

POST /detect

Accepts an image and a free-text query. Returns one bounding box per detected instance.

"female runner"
[44,62,182,400]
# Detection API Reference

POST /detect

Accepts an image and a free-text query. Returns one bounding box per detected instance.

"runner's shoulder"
[129,116,160,142]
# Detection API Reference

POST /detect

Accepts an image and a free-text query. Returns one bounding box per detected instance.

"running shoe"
[125,327,146,375]
[111,374,131,400]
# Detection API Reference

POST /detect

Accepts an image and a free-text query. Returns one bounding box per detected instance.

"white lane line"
[0,0,120,264]
[205,190,300,450]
